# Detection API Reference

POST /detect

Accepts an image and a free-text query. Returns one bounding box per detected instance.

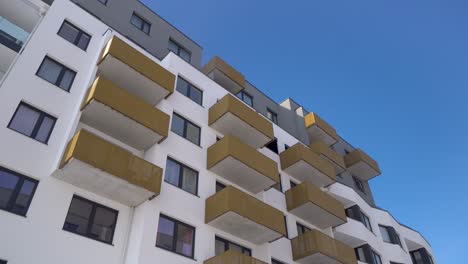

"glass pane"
[181,167,197,194]
[77,34,90,50]
[171,114,185,137]
[64,197,93,235]
[10,179,36,215]
[142,22,150,34]
[35,116,55,143]
[176,224,194,257]
[179,49,191,63]
[90,206,117,243]
[0,169,19,209]
[164,159,180,187]
[243,94,253,106]
[156,216,175,250]
[186,122,200,145]
[215,239,225,255]
[168,40,179,54]
[176,78,189,96]
[131,15,142,29]
[228,243,243,253]
[379,226,391,242]
[58,22,79,45]
[189,87,202,105]
[59,69,75,91]
[9,104,40,137]
[356,247,365,261]
[37,58,62,85]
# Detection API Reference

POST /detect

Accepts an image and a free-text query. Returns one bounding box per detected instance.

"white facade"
[0,1,434,264]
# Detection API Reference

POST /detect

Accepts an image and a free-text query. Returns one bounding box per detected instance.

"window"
[176,77,203,105]
[0,260,6,264]
[410,248,434,264]
[372,250,382,264]
[63,195,118,244]
[0,166,38,216]
[379,225,402,246]
[296,223,311,236]
[8,102,57,144]
[215,236,251,256]
[165,158,198,195]
[266,108,278,124]
[97,0,108,5]
[57,21,91,51]
[236,91,253,107]
[130,13,151,34]
[156,214,195,258]
[355,244,382,264]
[266,138,278,154]
[171,113,201,145]
[345,205,373,232]
[353,176,366,193]
[290,180,298,189]
[169,39,191,63]
[284,144,290,150]
[272,259,287,264]
[36,57,76,91]
[216,182,226,193]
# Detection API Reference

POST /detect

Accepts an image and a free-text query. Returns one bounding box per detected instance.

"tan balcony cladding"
[209,94,274,148]
[280,143,336,188]
[81,76,170,150]
[202,56,246,94]
[309,141,346,174]
[344,149,381,180]
[204,250,267,264]
[291,230,357,264]
[286,182,346,229]
[97,36,176,105]
[205,186,287,244]
[56,129,162,206]
[304,113,339,146]
[207,135,279,194]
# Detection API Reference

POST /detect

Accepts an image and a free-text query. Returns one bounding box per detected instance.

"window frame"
[215,236,251,256]
[296,222,311,236]
[62,195,119,245]
[176,76,203,106]
[168,39,192,63]
[156,214,196,259]
[57,20,91,51]
[97,0,108,5]
[35,56,77,92]
[130,12,151,35]
[7,102,57,144]
[236,91,254,107]
[164,157,199,196]
[0,166,39,217]
[171,112,201,146]
[353,176,366,193]
[372,250,382,264]
[266,108,278,124]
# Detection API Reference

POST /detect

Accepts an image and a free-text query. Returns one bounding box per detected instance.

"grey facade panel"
[70,0,202,67]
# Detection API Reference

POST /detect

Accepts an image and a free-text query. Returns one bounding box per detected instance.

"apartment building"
[0,0,434,264]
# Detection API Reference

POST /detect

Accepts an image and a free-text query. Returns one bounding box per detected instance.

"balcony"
[81,76,170,150]
[55,129,162,206]
[333,218,376,248]
[280,143,336,188]
[310,141,345,174]
[207,135,279,194]
[205,186,287,244]
[97,36,175,105]
[286,182,346,229]
[304,113,339,146]
[344,149,381,180]
[204,250,267,264]
[291,230,357,264]
[202,56,245,94]
[209,94,274,148]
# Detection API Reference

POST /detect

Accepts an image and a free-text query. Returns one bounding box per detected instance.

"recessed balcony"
[304,113,339,146]
[204,250,267,264]
[344,149,381,180]
[207,135,279,194]
[55,129,162,206]
[205,186,287,244]
[81,76,170,150]
[209,94,274,148]
[97,36,175,105]
[202,56,245,94]
[291,230,357,264]
[310,141,345,174]
[286,182,346,229]
[280,143,336,188]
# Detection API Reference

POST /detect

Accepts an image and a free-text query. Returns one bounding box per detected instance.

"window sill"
[155,245,196,261]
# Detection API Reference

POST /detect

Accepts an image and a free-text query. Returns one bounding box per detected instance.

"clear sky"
[142,1,467,263]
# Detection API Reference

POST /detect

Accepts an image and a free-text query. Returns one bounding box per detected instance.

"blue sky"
[143,1,467,262]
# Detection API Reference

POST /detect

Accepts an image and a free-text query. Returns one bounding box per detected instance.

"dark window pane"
[179,49,191,63]
[176,78,189,96]
[10,180,36,215]
[171,114,185,137]
[176,224,194,257]
[181,167,197,195]
[168,40,179,54]
[130,15,142,28]
[58,22,79,44]
[190,87,202,105]
[165,159,180,187]
[186,122,200,145]
[77,33,90,50]
[59,69,76,90]
[216,182,226,193]
[215,239,225,255]
[64,198,93,235]
[156,216,175,250]
[266,139,279,154]
[90,206,117,242]
[0,170,19,209]
[35,116,55,143]
[37,58,62,84]
[9,104,40,137]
